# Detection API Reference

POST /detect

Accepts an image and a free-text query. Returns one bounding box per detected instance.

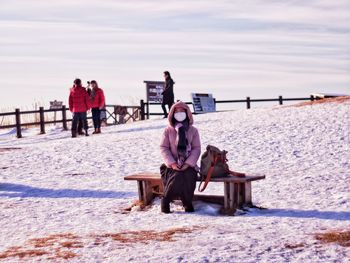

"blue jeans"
[92,108,101,129]
[72,112,88,133]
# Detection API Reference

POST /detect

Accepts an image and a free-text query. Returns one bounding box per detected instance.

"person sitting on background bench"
[160,101,201,213]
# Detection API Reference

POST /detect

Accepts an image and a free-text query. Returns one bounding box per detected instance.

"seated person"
[160,101,201,213]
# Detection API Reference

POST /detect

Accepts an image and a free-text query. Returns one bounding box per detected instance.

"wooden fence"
[0,105,142,138]
[140,95,316,118]
[0,95,316,138]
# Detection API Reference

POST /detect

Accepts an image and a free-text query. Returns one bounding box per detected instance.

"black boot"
[161,198,170,213]
[85,129,89,136]
[71,130,77,138]
[184,205,195,213]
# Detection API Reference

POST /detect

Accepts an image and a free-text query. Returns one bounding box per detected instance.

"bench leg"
[224,182,228,209]
[223,182,237,215]
[137,181,154,206]
[244,181,252,206]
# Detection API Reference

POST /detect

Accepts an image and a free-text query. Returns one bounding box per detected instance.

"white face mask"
[174,112,187,122]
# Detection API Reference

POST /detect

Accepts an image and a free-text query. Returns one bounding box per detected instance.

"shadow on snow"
[0,183,135,199]
[245,208,350,221]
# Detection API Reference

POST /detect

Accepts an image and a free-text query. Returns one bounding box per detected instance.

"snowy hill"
[0,99,349,262]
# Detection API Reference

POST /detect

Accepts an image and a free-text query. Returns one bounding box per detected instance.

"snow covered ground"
[0,100,349,262]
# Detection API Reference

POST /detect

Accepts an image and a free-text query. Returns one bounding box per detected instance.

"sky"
[0,0,349,109]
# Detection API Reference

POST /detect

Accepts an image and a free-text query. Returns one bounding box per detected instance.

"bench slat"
[124,173,265,183]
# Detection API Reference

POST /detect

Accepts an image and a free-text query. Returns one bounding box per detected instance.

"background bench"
[124,172,265,214]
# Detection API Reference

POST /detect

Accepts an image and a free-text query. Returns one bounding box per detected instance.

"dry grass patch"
[94,226,203,244]
[0,233,82,260]
[0,227,203,260]
[315,230,350,247]
[292,96,350,107]
[119,200,147,214]
[0,147,21,153]
[0,246,48,260]
[285,243,305,249]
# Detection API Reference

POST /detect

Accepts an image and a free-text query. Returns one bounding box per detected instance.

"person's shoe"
[92,129,98,134]
[85,130,89,136]
[184,204,195,213]
[78,130,85,135]
[161,198,170,214]
[71,131,77,138]
[96,128,101,134]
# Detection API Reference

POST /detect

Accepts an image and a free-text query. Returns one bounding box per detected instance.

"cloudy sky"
[0,0,349,109]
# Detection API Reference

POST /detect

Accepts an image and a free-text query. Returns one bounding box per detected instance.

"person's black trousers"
[92,107,101,129]
[161,102,173,117]
[72,112,88,136]
[160,164,197,211]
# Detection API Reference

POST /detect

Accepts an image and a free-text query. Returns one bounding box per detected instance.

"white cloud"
[0,0,349,108]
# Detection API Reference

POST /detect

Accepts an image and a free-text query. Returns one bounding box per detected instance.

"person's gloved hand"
[171,163,181,171]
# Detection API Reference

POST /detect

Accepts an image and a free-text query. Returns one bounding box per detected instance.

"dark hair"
[164,71,171,78]
[74,78,82,86]
[90,80,97,84]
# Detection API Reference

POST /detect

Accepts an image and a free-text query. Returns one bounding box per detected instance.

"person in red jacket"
[89,80,105,134]
[69,78,91,137]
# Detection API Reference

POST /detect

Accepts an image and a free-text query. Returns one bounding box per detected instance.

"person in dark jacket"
[68,78,91,138]
[89,80,105,134]
[161,71,175,118]
[160,101,201,213]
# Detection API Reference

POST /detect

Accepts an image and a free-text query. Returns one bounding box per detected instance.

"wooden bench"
[124,173,265,214]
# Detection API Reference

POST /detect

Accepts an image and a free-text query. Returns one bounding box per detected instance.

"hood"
[168,101,194,127]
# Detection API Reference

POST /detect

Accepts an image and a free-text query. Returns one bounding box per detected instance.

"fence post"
[279,95,283,105]
[39,107,45,134]
[246,97,251,109]
[15,108,22,138]
[62,105,68,130]
[140,100,145,120]
[146,101,150,119]
[310,95,315,101]
[213,98,217,111]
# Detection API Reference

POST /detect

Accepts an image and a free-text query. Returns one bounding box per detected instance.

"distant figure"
[69,78,91,138]
[159,101,201,213]
[89,80,105,134]
[161,71,175,118]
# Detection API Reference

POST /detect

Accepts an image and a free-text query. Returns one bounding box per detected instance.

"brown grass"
[292,96,350,107]
[315,230,350,247]
[0,247,49,259]
[95,226,202,244]
[0,227,203,260]
[285,243,305,249]
[0,233,82,260]
[122,199,146,212]
[0,147,21,153]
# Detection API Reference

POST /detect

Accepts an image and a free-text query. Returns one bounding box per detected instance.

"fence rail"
[0,95,316,138]
[0,105,142,138]
[140,95,316,118]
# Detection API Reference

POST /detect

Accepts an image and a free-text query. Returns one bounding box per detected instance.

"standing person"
[159,101,201,213]
[161,71,175,118]
[77,81,91,135]
[89,80,105,134]
[69,78,91,138]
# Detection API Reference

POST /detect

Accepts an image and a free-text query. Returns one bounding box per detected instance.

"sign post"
[144,81,165,119]
[49,100,63,124]
[191,93,216,114]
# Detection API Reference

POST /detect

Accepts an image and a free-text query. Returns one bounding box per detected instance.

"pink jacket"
[160,101,201,168]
